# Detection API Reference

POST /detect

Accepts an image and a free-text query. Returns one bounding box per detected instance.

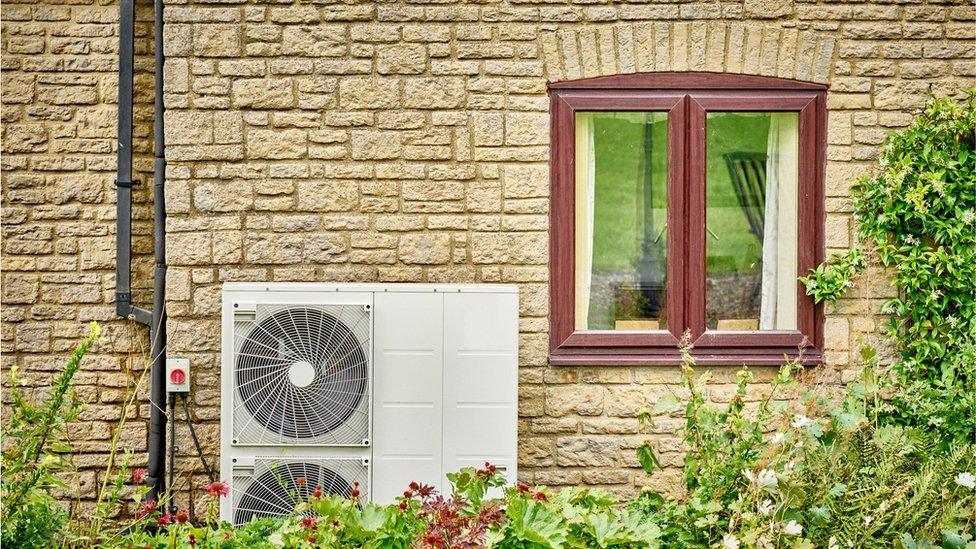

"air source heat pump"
[220,283,519,525]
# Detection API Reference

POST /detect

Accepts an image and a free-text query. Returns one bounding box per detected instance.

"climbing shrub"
[800,90,976,442]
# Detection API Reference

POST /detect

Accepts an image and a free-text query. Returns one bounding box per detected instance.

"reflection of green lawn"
[589,112,769,276]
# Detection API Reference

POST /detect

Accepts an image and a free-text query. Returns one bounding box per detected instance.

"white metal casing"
[220,283,519,523]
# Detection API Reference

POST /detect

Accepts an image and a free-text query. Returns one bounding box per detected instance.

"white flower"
[864,515,873,526]
[842,279,855,288]
[782,520,803,536]
[792,414,815,429]
[828,536,840,549]
[947,315,959,326]
[723,533,740,549]
[758,499,774,516]
[758,469,779,492]
[962,210,975,225]
[744,468,778,492]
[955,472,976,489]
[929,289,942,301]
[757,536,774,549]
[771,432,785,444]
[881,304,896,315]
[903,234,919,246]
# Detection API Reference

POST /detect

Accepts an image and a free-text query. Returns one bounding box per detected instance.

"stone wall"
[1,0,157,512]
[2,0,974,513]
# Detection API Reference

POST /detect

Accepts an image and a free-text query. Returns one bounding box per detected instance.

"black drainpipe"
[117,0,167,503]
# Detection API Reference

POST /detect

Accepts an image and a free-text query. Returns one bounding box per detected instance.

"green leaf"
[636,443,660,475]
[651,394,682,416]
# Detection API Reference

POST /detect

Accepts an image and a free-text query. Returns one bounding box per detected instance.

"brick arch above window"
[538,23,838,85]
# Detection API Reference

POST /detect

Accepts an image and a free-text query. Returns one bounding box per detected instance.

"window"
[548,73,826,365]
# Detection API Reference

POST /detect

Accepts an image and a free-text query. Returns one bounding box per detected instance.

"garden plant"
[1,92,974,548]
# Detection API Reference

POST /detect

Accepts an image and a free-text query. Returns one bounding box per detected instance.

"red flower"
[175,509,190,524]
[295,476,306,486]
[132,468,147,485]
[422,534,445,548]
[306,535,316,544]
[156,513,171,526]
[188,534,196,546]
[517,483,530,493]
[409,481,420,491]
[403,490,413,498]
[532,491,547,502]
[415,483,434,498]
[398,501,408,510]
[311,484,323,499]
[205,480,230,497]
[476,461,497,478]
[332,519,340,529]
[350,481,360,499]
[301,516,317,530]
[135,499,156,520]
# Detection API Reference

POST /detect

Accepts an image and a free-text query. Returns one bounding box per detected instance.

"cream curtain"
[759,113,799,330]
[574,114,596,330]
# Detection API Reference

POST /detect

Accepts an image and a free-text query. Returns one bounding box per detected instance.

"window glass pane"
[705,112,798,331]
[575,112,669,331]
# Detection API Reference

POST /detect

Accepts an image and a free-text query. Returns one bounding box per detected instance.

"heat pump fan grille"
[233,458,368,526]
[233,304,370,445]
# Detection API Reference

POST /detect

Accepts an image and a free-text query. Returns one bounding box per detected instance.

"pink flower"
[135,499,156,520]
[132,469,147,484]
[205,480,230,497]
[156,513,171,526]
[175,509,190,524]
[301,516,317,530]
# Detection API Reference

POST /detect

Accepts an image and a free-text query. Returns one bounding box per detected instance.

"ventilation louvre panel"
[232,458,368,527]
[232,304,371,446]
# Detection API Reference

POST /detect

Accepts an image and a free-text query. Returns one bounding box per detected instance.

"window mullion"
[686,96,707,342]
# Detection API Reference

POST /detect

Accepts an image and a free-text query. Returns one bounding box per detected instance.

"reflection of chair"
[723,152,767,241]
[723,152,768,317]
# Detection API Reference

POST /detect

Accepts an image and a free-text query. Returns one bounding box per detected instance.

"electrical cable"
[181,394,216,483]
[166,394,177,513]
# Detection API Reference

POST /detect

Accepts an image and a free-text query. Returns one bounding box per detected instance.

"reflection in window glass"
[705,112,798,331]
[575,112,669,331]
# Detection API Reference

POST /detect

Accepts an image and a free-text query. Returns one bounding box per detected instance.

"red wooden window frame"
[548,73,827,366]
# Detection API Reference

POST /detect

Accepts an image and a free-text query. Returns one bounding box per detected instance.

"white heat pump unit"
[220,283,519,525]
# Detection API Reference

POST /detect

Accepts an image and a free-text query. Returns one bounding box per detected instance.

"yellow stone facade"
[2,0,974,512]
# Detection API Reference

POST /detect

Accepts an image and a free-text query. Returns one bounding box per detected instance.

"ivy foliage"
[800,90,976,442]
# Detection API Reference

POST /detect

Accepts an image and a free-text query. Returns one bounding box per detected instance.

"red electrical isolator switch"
[166,358,190,393]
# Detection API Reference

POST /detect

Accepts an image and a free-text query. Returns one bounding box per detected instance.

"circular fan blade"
[236,308,368,439]
[234,462,352,525]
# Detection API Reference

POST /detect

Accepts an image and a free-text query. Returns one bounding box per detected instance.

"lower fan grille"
[232,458,368,526]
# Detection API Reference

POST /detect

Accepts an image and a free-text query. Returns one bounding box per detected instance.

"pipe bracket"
[114,179,141,188]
